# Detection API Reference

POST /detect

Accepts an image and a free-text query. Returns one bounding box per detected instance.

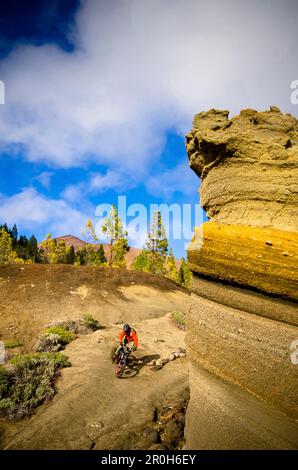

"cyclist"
[114,323,138,359]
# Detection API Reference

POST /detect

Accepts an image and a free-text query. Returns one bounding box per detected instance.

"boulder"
[161,421,183,449]
[143,428,159,444]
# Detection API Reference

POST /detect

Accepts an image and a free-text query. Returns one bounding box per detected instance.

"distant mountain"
[56,235,142,268]
[40,234,181,268]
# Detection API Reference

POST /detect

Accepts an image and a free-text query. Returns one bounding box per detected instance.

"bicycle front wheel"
[115,359,126,378]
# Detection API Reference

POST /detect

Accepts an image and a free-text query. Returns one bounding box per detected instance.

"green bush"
[171,311,186,330]
[36,318,101,353]
[44,326,75,346]
[0,366,11,396]
[0,352,70,420]
[11,352,70,369]
[36,333,61,353]
[4,340,22,349]
[82,314,101,331]
[62,320,78,333]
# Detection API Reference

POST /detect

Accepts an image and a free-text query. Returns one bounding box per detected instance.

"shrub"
[35,333,61,353]
[10,352,70,371]
[43,326,75,346]
[171,311,186,330]
[178,258,193,289]
[61,320,78,333]
[82,314,101,331]
[36,318,101,353]
[36,325,75,353]
[131,250,151,273]
[4,340,22,349]
[0,352,70,420]
[0,366,11,397]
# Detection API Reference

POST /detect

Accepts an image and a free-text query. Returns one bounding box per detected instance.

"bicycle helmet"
[123,323,130,333]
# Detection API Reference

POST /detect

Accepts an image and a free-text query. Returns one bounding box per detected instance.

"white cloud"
[145,162,199,199]
[0,0,297,175]
[61,161,199,204]
[0,188,88,239]
[62,169,134,202]
[33,171,53,189]
[89,170,131,192]
[62,183,85,203]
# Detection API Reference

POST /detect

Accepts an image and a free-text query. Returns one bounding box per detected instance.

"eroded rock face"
[188,222,298,300]
[186,107,298,300]
[186,107,298,230]
[187,293,298,419]
[185,285,298,449]
[185,108,298,449]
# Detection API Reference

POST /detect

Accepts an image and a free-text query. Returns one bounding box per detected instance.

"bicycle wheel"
[115,358,126,378]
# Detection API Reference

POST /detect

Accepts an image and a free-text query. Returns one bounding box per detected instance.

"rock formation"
[185,107,298,449]
[186,107,298,230]
[186,107,298,300]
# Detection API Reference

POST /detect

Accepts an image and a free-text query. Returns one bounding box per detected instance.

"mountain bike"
[114,345,131,378]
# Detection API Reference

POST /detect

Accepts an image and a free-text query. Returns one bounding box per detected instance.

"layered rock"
[186,107,298,231]
[185,284,298,449]
[185,107,298,449]
[188,222,298,301]
[187,291,298,419]
[186,107,298,300]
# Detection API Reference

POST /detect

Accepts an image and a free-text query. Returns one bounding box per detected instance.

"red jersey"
[119,328,138,349]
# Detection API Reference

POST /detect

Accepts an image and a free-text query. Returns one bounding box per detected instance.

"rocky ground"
[0,265,189,450]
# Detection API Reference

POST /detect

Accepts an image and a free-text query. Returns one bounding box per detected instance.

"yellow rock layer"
[187,222,298,301]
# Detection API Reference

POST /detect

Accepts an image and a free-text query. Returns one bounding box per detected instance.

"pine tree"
[11,224,18,247]
[0,224,42,263]
[97,244,107,265]
[112,238,128,268]
[82,219,99,243]
[131,250,151,273]
[40,234,66,264]
[66,245,76,264]
[145,211,168,274]
[101,205,128,268]
[90,249,101,266]
[0,228,24,264]
[85,243,98,265]
[75,247,87,265]
[81,220,107,267]
[28,235,40,262]
[55,240,67,263]
[179,257,193,289]
[146,211,168,255]
[16,235,29,260]
[0,223,9,234]
[166,248,179,283]
[40,234,55,263]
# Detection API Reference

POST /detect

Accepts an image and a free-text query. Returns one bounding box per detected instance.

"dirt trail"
[2,316,188,449]
[0,265,190,449]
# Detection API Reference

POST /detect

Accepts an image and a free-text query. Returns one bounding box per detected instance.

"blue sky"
[0,0,297,257]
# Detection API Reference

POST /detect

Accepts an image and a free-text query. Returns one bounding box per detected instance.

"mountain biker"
[114,323,138,359]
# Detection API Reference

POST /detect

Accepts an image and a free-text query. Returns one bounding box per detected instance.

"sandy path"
[2,315,188,450]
